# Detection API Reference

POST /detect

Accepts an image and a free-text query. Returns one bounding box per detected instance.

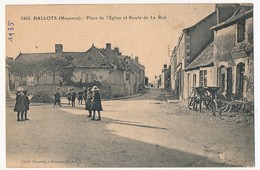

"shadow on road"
[6,104,240,168]
[111,119,169,130]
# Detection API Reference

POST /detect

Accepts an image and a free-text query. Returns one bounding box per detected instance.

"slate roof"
[69,46,110,68]
[185,42,214,71]
[99,48,124,70]
[211,4,253,30]
[13,44,145,72]
[15,52,57,63]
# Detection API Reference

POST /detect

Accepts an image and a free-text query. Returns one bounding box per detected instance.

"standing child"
[67,90,71,105]
[78,89,84,105]
[85,87,93,117]
[71,88,76,107]
[91,86,103,121]
[23,89,30,120]
[14,87,26,121]
[54,88,62,107]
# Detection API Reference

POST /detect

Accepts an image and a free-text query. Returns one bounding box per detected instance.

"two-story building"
[211,4,253,101]
[7,43,145,98]
[170,11,217,100]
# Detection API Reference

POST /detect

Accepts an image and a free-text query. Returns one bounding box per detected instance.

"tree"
[42,56,68,85]
[7,59,34,86]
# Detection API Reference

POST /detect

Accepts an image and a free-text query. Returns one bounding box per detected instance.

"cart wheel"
[234,104,241,111]
[238,104,245,112]
[221,104,229,113]
[226,105,232,113]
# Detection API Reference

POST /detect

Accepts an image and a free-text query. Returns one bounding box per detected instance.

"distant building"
[7,43,145,98]
[66,43,145,97]
[161,64,171,91]
[170,11,217,100]
[153,75,161,89]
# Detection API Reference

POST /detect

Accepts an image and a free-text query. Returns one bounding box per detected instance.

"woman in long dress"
[90,86,103,121]
[85,87,93,117]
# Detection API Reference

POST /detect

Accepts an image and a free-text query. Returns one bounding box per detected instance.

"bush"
[30,91,54,103]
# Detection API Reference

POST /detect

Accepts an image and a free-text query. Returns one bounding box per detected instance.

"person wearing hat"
[71,88,76,107]
[54,88,62,107]
[14,87,26,121]
[77,89,84,105]
[23,89,30,120]
[91,86,103,121]
[85,87,93,117]
[67,89,72,105]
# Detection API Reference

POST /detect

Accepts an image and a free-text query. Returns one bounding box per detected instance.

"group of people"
[14,87,30,121]
[65,86,103,120]
[55,86,103,120]
[14,85,103,122]
[85,86,103,121]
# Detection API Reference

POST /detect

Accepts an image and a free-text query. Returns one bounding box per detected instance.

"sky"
[6,4,215,81]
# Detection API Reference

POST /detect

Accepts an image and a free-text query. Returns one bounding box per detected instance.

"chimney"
[134,57,139,63]
[106,43,111,51]
[216,4,240,24]
[55,44,63,53]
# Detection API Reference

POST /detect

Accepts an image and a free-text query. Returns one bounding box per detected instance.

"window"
[192,74,197,87]
[237,20,245,43]
[199,70,207,87]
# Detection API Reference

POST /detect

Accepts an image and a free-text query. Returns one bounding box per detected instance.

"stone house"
[170,11,217,100]
[7,43,145,98]
[66,43,145,97]
[160,64,171,91]
[6,52,63,88]
[211,4,253,101]
[184,42,215,100]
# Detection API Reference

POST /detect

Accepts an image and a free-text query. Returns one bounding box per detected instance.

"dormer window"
[237,20,245,43]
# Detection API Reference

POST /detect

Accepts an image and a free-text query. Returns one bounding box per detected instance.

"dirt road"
[6,88,254,167]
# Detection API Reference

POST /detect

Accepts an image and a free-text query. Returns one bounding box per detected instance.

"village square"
[5,3,255,168]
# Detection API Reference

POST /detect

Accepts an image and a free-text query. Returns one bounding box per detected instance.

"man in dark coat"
[71,88,76,107]
[90,86,103,121]
[54,88,62,107]
[67,90,71,105]
[14,87,26,121]
[78,89,84,105]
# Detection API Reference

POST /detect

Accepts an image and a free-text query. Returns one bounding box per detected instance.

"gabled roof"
[62,52,86,60]
[15,52,57,63]
[185,11,216,31]
[211,4,253,30]
[185,42,214,71]
[99,48,125,70]
[71,45,110,68]
[12,44,145,73]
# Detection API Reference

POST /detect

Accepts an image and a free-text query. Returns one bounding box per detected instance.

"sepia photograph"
[3,0,257,168]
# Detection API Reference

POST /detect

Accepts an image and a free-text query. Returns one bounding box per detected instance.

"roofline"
[185,62,214,71]
[14,52,57,60]
[174,11,216,51]
[69,66,111,69]
[211,9,253,30]
[185,11,216,31]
